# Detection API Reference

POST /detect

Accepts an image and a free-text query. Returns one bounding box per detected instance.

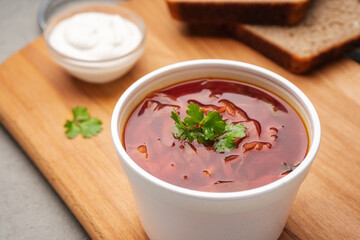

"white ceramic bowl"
[43,3,146,83]
[111,60,321,240]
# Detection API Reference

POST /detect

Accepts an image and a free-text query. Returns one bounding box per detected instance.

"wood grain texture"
[0,0,359,239]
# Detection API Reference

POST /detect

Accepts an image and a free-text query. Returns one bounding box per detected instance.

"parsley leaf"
[183,103,204,127]
[213,124,246,152]
[171,110,188,140]
[64,106,102,139]
[72,106,89,121]
[202,110,226,140]
[171,103,246,152]
[79,118,103,138]
[64,120,81,139]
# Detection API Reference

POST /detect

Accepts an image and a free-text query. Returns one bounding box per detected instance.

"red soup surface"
[123,79,308,192]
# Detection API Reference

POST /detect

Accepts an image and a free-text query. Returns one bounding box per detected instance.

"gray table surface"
[0,1,359,239]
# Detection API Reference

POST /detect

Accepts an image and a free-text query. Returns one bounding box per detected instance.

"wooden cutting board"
[1,0,359,239]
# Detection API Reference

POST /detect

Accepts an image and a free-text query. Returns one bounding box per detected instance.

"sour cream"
[49,12,142,61]
[44,7,146,83]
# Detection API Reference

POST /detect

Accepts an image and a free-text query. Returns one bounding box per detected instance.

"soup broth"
[123,79,308,192]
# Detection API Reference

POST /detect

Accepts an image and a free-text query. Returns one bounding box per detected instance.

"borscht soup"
[123,79,308,192]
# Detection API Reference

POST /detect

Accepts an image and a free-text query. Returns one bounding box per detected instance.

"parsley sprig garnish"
[64,106,102,139]
[171,103,246,152]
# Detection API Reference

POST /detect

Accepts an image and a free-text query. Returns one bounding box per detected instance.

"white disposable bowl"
[43,3,146,83]
[111,60,321,240]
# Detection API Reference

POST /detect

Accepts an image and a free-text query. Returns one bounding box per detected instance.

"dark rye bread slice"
[232,0,360,73]
[166,0,310,26]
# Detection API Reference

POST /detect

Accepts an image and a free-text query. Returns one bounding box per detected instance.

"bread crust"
[232,25,360,73]
[166,0,309,25]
